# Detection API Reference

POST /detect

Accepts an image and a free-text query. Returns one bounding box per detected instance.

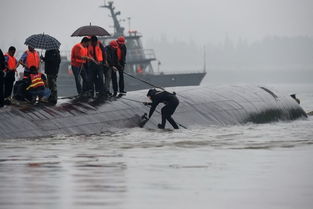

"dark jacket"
[148,91,179,118]
[0,49,4,105]
[99,42,106,64]
[0,49,5,72]
[104,46,118,68]
[42,49,61,75]
[118,44,127,67]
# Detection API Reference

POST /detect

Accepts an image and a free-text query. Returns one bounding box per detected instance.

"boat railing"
[59,49,156,63]
[126,49,156,62]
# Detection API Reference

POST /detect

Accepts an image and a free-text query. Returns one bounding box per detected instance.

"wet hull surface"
[0,85,307,139]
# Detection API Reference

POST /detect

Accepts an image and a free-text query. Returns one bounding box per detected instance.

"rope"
[123,71,165,91]
[120,97,144,104]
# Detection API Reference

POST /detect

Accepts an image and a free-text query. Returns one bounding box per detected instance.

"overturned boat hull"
[0,85,307,139]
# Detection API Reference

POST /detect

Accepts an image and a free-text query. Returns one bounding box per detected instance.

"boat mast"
[203,45,207,73]
[99,1,124,37]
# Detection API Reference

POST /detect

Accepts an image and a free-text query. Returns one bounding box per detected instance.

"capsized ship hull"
[0,85,307,139]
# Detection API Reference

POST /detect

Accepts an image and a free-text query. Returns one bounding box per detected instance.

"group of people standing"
[0,38,180,129]
[0,35,127,107]
[71,35,127,99]
[0,45,61,107]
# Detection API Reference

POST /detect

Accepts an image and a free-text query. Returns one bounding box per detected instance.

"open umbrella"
[71,24,110,37]
[24,33,61,50]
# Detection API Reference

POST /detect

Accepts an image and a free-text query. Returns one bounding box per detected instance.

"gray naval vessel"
[0,85,307,139]
[57,1,206,97]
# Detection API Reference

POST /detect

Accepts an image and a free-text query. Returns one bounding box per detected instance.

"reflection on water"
[0,116,313,209]
[0,135,128,209]
[1,85,313,209]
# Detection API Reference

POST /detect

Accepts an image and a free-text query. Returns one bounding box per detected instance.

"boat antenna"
[100,1,125,37]
[203,45,207,73]
[127,17,131,34]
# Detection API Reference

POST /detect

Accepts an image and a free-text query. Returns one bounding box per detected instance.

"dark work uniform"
[42,49,61,104]
[117,44,127,93]
[87,43,105,98]
[0,49,5,107]
[148,91,179,129]
[105,46,119,95]
[4,69,15,99]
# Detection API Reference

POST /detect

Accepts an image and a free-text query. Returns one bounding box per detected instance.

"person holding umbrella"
[41,49,61,105]
[23,33,61,104]
[87,36,106,99]
[19,46,40,76]
[71,37,95,97]
[71,24,111,98]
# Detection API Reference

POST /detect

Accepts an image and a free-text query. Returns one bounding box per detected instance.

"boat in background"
[57,1,206,96]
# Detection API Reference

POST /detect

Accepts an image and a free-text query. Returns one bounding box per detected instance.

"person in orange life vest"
[24,66,51,102]
[3,46,19,103]
[136,65,143,74]
[71,37,95,96]
[116,36,127,94]
[19,46,40,77]
[87,36,106,98]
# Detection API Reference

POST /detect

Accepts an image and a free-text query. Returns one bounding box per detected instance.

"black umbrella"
[71,24,110,37]
[24,33,61,50]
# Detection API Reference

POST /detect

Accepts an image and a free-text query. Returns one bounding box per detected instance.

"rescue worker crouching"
[24,66,51,103]
[144,89,179,129]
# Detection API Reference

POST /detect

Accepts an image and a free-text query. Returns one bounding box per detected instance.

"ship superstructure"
[57,1,206,96]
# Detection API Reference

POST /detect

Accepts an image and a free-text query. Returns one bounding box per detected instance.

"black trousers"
[103,66,111,94]
[87,62,104,97]
[72,65,88,95]
[0,71,4,106]
[47,74,58,104]
[161,101,179,129]
[111,66,125,93]
[4,71,15,99]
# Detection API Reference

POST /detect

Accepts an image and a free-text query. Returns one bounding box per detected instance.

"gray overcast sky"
[1,0,313,51]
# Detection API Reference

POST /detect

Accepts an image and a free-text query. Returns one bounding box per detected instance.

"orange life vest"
[71,43,88,67]
[117,47,122,61]
[4,53,17,71]
[136,65,143,73]
[88,41,103,62]
[26,73,45,90]
[25,50,40,69]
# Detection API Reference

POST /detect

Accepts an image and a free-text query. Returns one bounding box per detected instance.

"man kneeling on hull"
[145,89,179,129]
[24,66,51,103]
